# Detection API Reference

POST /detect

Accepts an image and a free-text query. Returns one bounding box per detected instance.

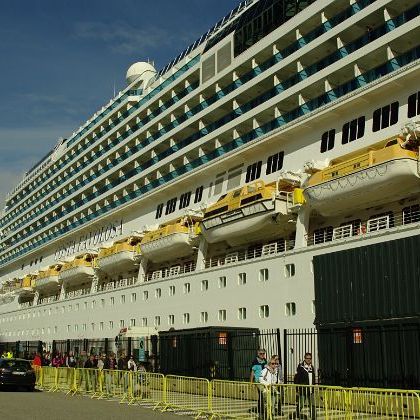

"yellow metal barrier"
[56,367,76,395]
[34,366,43,389]
[35,367,420,419]
[40,366,58,392]
[72,368,102,398]
[99,369,132,403]
[162,375,210,417]
[210,379,265,419]
[130,371,165,407]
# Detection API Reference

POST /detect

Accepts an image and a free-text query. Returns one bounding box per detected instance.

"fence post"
[283,329,288,383]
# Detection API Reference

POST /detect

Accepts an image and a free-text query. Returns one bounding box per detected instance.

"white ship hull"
[304,159,420,216]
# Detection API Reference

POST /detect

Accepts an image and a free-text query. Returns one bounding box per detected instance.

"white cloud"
[73,21,178,54]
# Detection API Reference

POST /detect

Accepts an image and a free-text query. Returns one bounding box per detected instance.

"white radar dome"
[126,62,157,85]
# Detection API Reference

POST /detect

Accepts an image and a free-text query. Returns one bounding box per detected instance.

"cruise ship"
[0,0,419,377]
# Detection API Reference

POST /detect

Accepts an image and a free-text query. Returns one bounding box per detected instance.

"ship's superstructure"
[0,0,420,352]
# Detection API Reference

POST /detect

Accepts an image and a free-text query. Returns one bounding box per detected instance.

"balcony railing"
[97,277,137,292]
[65,288,91,299]
[308,208,420,246]
[144,261,196,282]
[204,239,295,269]
[38,295,60,305]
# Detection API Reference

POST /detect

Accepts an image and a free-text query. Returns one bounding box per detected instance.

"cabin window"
[259,268,269,282]
[320,129,335,153]
[408,92,420,118]
[284,264,295,277]
[183,283,191,294]
[266,151,284,174]
[204,205,228,218]
[238,273,247,285]
[372,102,399,132]
[259,305,270,319]
[313,226,333,244]
[168,315,174,326]
[342,117,365,144]
[179,192,191,209]
[200,312,208,323]
[285,302,296,316]
[142,291,148,301]
[403,205,420,225]
[165,197,177,215]
[183,313,190,325]
[238,307,247,320]
[218,309,227,321]
[155,288,161,298]
[154,316,161,327]
[194,185,204,203]
[155,203,164,219]
[246,161,262,182]
[130,319,136,327]
[201,280,209,291]
[169,285,175,296]
[219,276,227,288]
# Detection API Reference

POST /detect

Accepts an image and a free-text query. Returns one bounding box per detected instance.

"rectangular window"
[183,313,190,324]
[110,297,115,305]
[179,191,192,209]
[259,305,269,318]
[373,102,399,132]
[165,197,177,215]
[100,322,104,331]
[141,318,147,327]
[109,321,114,329]
[320,129,335,153]
[238,273,247,285]
[168,315,175,325]
[155,288,161,298]
[101,299,105,308]
[155,203,164,219]
[266,152,284,174]
[169,285,175,296]
[183,283,191,294]
[201,280,209,291]
[284,264,295,278]
[218,309,227,322]
[238,307,247,320]
[286,302,296,316]
[131,293,137,303]
[245,161,262,183]
[219,276,227,288]
[408,92,420,118]
[342,116,365,144]
[259,268,269,282]
[120,320,125,328]
[154,316,161,327]
[120,295,125,304]
[200,311,208,323]
[194,185,204,203]
[130,318,136,327]
[143,291,148,301]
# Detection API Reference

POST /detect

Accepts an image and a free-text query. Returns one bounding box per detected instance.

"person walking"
[250,348,268,419]
[294,352,317,419]
[259,355,284,418]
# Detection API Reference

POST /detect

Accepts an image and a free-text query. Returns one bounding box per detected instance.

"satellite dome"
[126,62,157,85]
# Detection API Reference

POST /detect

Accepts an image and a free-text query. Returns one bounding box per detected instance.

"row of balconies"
[0,0,385,227]
[2,41,419,265]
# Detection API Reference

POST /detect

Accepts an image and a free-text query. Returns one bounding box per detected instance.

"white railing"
[97,277,137,292]
[65,288,91,299]
[308,207,420,246]
[204,239,295,269]
[144,261,196,282]
[38,295,59,305]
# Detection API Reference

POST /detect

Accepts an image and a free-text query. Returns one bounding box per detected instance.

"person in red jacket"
[32,352,42,367]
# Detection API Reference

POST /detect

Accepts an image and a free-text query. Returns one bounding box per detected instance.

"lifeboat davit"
[140,215,201,263]
[59,253,96,284]
[201,180,301,246]
[14,274,36,297]
[97,236,142,274]
[35,265,62,290]
[303,135,420,216]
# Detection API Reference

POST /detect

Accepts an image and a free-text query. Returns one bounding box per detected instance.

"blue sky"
[0,0,240,207]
